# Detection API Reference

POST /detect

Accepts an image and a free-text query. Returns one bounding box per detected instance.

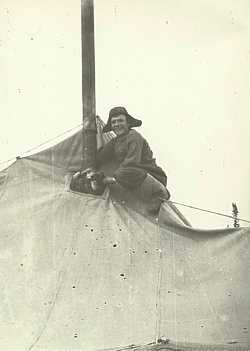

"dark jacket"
[98,129,167,186]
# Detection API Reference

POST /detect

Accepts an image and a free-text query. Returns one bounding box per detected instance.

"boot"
[134,174,170,214]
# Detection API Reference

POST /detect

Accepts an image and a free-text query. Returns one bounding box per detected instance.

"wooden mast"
[69,0,104,195]
[81,0,97,171]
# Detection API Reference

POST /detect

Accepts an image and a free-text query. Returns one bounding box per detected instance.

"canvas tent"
[0,117,249,351]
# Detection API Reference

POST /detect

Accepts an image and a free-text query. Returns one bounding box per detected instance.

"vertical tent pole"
[81,0,97,171]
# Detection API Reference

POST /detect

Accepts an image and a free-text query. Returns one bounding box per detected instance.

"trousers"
[114,167,151,190]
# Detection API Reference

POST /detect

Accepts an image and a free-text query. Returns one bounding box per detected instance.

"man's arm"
[113,131,143,181]
[120,131,143,167]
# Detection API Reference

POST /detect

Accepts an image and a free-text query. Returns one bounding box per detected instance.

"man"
[98,106,170,214]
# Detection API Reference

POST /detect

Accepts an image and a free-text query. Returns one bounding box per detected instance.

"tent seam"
[155,223,163,343]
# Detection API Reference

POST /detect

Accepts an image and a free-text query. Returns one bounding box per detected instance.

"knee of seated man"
[114,171,137,190]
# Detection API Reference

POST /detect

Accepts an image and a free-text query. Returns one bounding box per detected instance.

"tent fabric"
[0,118,249,351]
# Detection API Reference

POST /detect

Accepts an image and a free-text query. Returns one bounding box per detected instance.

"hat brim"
[102,114,142,133]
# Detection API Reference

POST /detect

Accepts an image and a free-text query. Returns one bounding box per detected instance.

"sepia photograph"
[0,1,249,350]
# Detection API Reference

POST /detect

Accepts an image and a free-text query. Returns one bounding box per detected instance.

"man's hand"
[72,171,81,180]
[103,177,116,185]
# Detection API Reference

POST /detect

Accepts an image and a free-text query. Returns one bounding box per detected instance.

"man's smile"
[111,114,130,137]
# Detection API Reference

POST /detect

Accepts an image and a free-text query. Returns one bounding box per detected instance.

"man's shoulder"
[127,129,144,140]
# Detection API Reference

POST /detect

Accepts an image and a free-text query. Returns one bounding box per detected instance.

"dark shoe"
[147,196,163,214]
[134,174,170,214]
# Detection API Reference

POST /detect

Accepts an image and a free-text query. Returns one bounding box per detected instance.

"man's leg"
[114,167,170,214]
[114,167,147,190]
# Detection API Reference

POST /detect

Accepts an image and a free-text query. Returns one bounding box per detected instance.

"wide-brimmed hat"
[102,106,142,133]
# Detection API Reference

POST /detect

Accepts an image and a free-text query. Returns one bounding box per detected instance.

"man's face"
[111,114,130,136]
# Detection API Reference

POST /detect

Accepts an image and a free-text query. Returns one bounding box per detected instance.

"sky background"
[0,0,249,229]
